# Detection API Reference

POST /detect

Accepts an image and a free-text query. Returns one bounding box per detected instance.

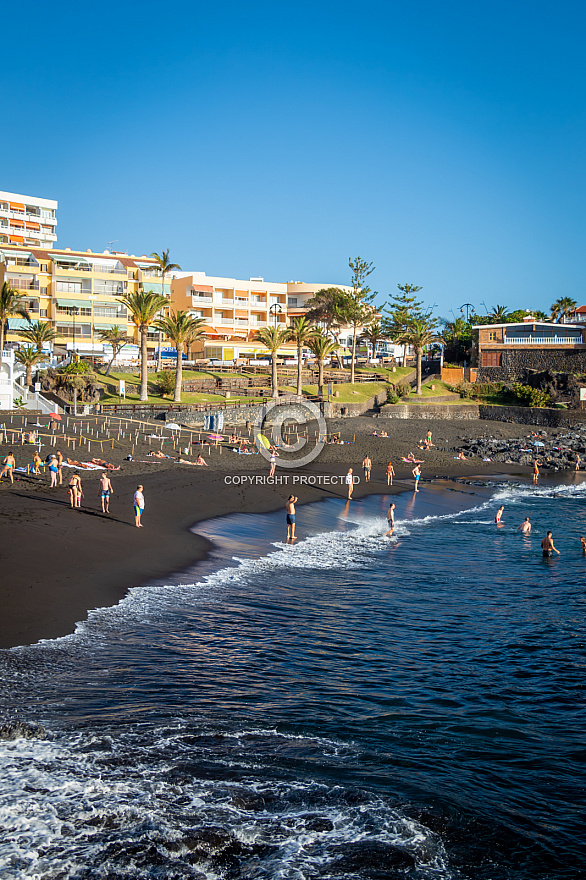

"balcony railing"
[504,334,584,345]
[6,277,39,290]
[192,295,213,304]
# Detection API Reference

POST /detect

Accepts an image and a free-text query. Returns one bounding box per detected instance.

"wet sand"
[0,414,539,649]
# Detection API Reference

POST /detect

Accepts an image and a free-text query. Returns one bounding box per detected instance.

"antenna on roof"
[106,240,118,253]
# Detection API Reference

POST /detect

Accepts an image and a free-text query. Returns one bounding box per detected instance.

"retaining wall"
[477,348,586,382]
[378,403,480,420]
[477,404,586,428]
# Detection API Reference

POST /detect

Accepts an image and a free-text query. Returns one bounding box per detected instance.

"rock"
[0,720,46,741]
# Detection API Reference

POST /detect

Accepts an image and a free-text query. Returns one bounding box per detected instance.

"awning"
[10,219,25,228]
[56,298,88,309]
[191,285,214,293]
[9,235,24,243]
[136,261,159,270]
[51,254,91,267]
[0,249,35,261]
[9,202,25,211]
[7,318,32,329]
[25,222,40,231]
[94,323,120,330]
[235,310,248,318]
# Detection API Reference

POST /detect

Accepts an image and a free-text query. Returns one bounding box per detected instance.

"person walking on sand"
[48,454,59,487]
[412,464,421,492]
[346,468,354,499]
[385,502,396,537]
[386,460,395,486]
[0,452,15,484]
[134,485,145,527]
[286,495,297,542]
[362,455,372,483]
[33,450,43,476]
[68,474,82,509]
[517,517,531,535]
[541,530,560,557]
[269,446,279,477]
[56,450,63,485]
[495,505,504,525]
[100,472,114,514]
[533,459,540,484]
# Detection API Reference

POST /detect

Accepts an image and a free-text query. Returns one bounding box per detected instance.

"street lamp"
[269,303,283,327]
[71,306,79,416]
[459,302,474,322]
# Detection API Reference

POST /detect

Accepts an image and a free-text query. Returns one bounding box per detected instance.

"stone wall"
[378,403,480,420]
[477,348,586,382]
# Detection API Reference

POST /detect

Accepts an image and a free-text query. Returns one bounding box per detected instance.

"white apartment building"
[0,190,58,249]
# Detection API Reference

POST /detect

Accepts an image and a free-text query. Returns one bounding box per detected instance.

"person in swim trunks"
[495,505,504,525]
[134,485,145,527]
[286,495,297,542]
[0,453,15,484]
[541,531,560,557]
[100,473,114,513]
[362,455,372,483]
[412,464,421,493]
[385,502,396,537]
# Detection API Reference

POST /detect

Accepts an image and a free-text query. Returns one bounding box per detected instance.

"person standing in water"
[495,505,504,525]
[541,531,560,557]
[286,495,297,542]
[412,464,421,492]
[532,459,541,484]
[346,468,354,499]
[385,502,396,537]
[517,517,531,535]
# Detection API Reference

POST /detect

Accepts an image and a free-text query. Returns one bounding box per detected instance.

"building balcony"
[6,277,39,291]
[503,334,584,345]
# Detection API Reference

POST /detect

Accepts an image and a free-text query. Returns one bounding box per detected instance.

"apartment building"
[0,190,58,249]
[171,273,364,360]
[171,272,291,360]
[0,245,168,357]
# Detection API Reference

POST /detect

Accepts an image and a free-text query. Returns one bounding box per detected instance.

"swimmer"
[385,502,396,537]
[517,517,531,535]
[286,494,297,542]
[581,536,586,554]
[541,531,560,557]
[495,505,504,525]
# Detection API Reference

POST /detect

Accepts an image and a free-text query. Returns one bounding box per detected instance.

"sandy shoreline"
[0,414,545,649]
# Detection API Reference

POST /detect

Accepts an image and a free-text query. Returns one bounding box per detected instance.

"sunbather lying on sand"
[147,450,169,459]
[91,458,121,470]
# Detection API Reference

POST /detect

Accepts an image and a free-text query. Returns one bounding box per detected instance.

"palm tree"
[19,320,58,352]
[154,311,206,402]
[402,316,439,395]
[287,317,318,396]
[254,325,291,397]
[0,282,30,367]
[150,249,181,371]
[97,325,133,376]
[117,290,169,400]
[306,330,339,398]
[490,304,509,323]
[551,296,578,323]
[15,344,45,387]
[359,321,386,362]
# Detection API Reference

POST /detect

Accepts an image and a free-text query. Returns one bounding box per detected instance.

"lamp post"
[459,302,474,322]
[71,306,79,360]
[71,306,79,415]
[269,303,283,327]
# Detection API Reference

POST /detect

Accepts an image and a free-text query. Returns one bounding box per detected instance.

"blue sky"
[3,0,585,318]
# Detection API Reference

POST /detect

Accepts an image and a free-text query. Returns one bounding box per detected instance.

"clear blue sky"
[3,0,585,319]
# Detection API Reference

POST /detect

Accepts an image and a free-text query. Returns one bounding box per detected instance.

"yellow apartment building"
[171,273,358,361]
[0,245,169,358]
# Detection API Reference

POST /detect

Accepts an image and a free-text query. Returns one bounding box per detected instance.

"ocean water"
[1,479,585,880]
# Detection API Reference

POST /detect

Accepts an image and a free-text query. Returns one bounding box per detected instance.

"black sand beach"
[0,415,548,648]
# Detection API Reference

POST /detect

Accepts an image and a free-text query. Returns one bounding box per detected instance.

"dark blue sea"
[1,478,585,879]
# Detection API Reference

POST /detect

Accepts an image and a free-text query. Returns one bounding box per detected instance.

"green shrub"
[156,370,176,396]
[511,383,551,408]
[61,360,93,375]
[386,387,400,404]
[395,381,411,399]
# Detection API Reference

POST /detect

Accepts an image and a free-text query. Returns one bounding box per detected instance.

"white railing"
[505,335,584,345]
[192,295,213,304]
[12,380,58,414]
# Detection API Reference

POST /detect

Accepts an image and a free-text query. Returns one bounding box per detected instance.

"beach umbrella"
[257,433,271,449]
[207,433,224,441]
[49,412,62,421]
[166,423,181,431]
[533,441,545,447]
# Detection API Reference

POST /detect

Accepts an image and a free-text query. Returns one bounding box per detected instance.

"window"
[93,280,124,295]
[488,331,497,341]
[56,323,91,337]
[57,305,91,317]
[482,351,502,367]
[40,309,48,317]
[56,280,83,294]
[206,347,223,359]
